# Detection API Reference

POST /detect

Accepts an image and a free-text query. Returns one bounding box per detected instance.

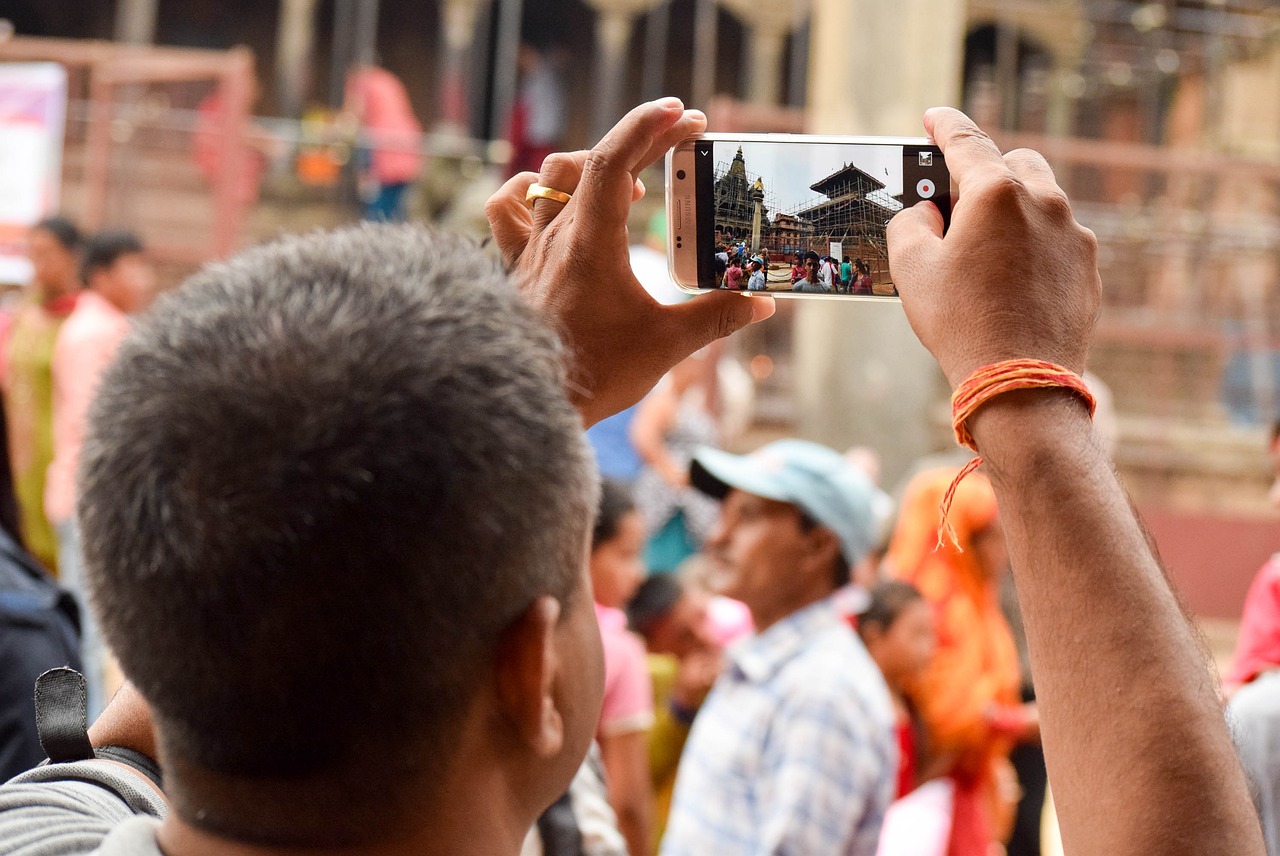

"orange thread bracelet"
[938,359,1097,550]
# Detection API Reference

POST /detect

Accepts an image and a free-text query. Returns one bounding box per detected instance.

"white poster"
[0,63,67,284]
[829,240,842,260]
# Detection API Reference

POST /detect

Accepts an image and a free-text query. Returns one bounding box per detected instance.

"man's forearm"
[972,389,1263,855]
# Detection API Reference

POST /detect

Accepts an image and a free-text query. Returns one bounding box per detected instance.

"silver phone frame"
[665,133,943,300]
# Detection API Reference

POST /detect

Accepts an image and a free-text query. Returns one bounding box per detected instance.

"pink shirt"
[1228,554,1280,688]
[345,67,424,185]
[594,603,655,738]
[45,291,130,525]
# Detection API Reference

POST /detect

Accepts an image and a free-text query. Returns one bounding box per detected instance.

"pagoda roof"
[809,163,887,196]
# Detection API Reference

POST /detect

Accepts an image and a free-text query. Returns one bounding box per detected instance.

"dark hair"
[33,216,82,251]
[593,479,636,550]
[79,224,598,837]
[80,230,144,286]
[804,250,820,263]
[626,574,683,638]
[858,581,925,639]
[714,255,727,276]
[1271,419,1280,445]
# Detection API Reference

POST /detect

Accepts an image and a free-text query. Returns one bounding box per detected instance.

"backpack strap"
[34,667,94,763]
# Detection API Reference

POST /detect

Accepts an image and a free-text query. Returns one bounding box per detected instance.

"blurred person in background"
[46,229,155,719]
[626,574,723,852]
[0,394,81,782]
[887,468,1034,856]
[509,44,567,176]
[1,217,82,574]
[857,581,937,802]
[345,65,424,222]
[591,481,655,856]
[661,439,894,856]
[1223,418,1280,855]
[631,351,720,575]
[193,76,271,210]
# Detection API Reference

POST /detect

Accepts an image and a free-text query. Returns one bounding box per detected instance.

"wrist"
[965,387,1096,479]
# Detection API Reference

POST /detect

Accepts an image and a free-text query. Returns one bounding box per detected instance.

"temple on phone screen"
[701,140,947,295]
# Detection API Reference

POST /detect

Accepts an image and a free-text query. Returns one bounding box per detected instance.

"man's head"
[27,216,81,297]
[79,225,602,845]
[627,574,714,659]
[80,229,155,313]
[690,440,884,630]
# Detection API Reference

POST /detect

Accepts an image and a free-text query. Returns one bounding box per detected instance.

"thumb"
[887,201,945,295]
[661,292,775,364]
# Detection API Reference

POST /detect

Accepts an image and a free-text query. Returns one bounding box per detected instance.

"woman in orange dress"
[887,466,1031,856]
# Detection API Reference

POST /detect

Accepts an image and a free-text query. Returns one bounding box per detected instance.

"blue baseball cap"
[689,439,886,566]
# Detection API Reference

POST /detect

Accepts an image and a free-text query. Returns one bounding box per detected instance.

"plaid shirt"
[660,596,896,856]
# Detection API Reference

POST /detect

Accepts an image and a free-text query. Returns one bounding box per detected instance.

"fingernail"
[658,96,683,110]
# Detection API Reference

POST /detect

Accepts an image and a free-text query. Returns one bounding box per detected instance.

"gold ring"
[526,183,573,206]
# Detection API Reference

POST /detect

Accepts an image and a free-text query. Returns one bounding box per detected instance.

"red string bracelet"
[938,358,1097,550]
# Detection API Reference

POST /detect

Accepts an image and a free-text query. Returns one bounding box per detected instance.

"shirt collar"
[728,595,845,684]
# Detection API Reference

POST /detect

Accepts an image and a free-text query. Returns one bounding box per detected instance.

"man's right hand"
[485,99,775,428]
[888,108,1102,389]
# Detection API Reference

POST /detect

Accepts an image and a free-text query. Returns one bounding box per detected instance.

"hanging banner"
[0,63,68,284]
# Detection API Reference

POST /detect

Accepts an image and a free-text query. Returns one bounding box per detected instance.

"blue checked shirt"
[660,596,896,856]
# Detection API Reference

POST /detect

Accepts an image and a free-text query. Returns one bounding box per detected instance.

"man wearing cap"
[745,257,768,292]
[660,439,894,856]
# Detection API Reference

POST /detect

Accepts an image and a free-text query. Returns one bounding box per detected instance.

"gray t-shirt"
[0,761,166,855]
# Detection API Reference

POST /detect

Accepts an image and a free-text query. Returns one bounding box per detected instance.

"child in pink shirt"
[591,480,655,856]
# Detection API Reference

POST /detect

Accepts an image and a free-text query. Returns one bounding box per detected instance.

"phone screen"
[693,139,949,295]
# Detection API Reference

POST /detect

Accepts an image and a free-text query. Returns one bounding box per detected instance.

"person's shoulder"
[781,619,890,711]
[0,761,166,856]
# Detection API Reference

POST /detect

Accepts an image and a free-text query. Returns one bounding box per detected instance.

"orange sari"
[887,467,1020,855]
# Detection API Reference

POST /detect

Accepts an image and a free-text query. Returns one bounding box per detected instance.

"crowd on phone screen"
[714,244,878,295]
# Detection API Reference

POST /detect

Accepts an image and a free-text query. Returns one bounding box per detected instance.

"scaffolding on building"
[713,154,902,285]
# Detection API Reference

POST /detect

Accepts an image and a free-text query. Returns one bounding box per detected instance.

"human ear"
[494,596,565,758]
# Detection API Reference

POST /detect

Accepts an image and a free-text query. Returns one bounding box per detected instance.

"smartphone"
[666,134,950,298]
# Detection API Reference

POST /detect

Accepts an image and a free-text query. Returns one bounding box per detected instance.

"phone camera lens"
[676,169,686,180]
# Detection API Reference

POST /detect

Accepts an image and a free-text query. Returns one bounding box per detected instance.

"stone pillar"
[750,180,764,251]
[719,0,808,105]
[488,0,524,142]
[275,0,318,118]
[114,0,158,44]
[793,0,965,486]
[438,0,487,129]
[691,0,718,109]
[583,0,668,140]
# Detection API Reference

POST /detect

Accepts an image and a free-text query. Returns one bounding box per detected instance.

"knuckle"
[1038,190,1074,223]
[974,173,1026,209]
